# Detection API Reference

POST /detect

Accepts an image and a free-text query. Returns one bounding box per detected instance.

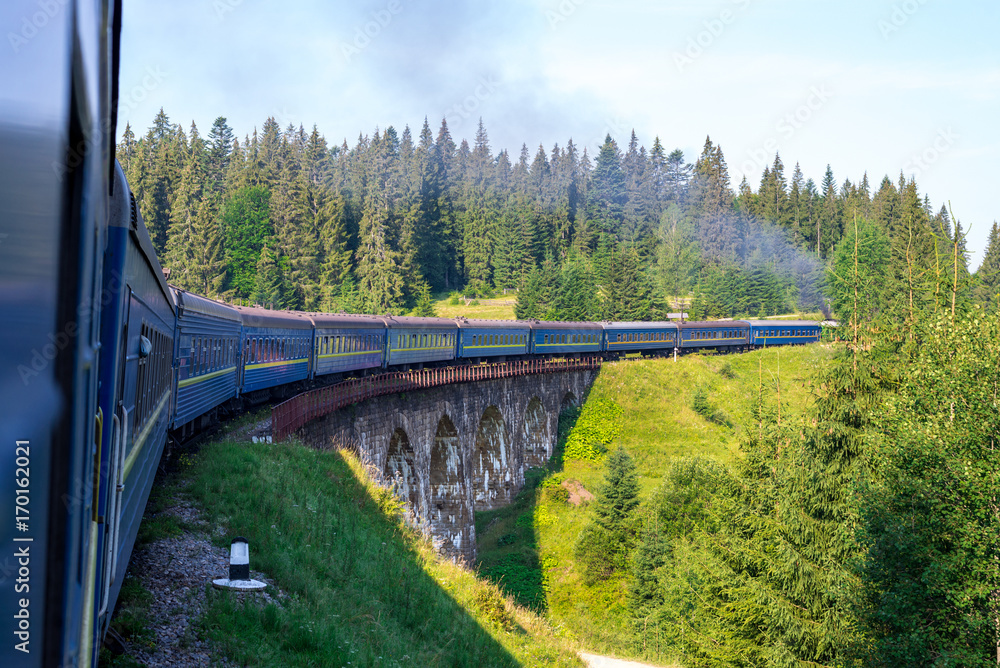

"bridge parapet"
[272,357,602,441]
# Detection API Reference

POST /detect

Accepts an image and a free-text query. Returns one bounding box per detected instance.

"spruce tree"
[251,242,284,309]
[972,221,1000,309]
[575,448,640,583]
[587,134,626,239]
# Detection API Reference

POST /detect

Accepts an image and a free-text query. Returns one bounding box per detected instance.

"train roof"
[746,320,822,327]
[113,163,176,315]
[233,306,314,330]
[453,318,532,329]
[601,321,679,330]
[381,315,459,329]
[677,320,751,329]
[169,286,241,322]
[528,320,604,330]
[303,312,387,328]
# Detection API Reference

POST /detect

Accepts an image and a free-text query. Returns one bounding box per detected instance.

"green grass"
[476,344,836,660]
[185,439,583,667]
[432,293,517,320]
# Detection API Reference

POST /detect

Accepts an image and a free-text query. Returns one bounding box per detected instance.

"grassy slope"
[184,438,583,667]
[476,344,835,659]
[431,293,517,320]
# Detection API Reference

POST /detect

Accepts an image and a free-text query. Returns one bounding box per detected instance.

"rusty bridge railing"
[271,356,602,442]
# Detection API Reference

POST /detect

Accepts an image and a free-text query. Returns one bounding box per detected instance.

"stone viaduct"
[295,368,598,562]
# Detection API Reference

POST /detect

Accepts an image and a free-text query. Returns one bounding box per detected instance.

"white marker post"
[212,536,267,591]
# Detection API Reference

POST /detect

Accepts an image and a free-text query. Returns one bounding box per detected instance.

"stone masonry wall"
[297,369,597,562]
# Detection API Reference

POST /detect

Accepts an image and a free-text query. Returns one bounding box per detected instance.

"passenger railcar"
[384,316,458,368]
[95,165,177,650]
[602,321,680,357]
[748,320,822,347]
[307,313,386,378]
[171,287,242,434]
[456,318,531,360]
[237,307,313,394]
[0,1,121,662]
[529,321,604,356]
[678,320,750,353]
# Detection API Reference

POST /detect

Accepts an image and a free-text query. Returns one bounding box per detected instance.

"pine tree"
[164,121,208,289]
[355,130,404,314]
[411,281,437,317]
[575,448,640,583]
[187,196,227,298]
[460,119,498,295]
[252,242,285,309]
[587,134,627,239]
[207,116,234,194]
[973,221,1000,310]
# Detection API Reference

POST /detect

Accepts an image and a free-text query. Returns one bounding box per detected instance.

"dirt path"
[579,651,677,667]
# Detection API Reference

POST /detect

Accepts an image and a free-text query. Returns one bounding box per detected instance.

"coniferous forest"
[119,109,1000,319]
[121,110,1000,666]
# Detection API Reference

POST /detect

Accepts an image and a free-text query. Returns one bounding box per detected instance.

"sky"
[118,0,1000,268]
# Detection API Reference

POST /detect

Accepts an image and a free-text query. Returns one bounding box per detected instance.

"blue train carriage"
[529,320,604,357]
[306,313,386,379]
[602,321,680,358]
[94,164,178,649]
[0,2,121,661]
[748,320,822,347]
[455,318,531,361]
[170,287,242,436]
[384,316,458,369]
[236,307,313,397]
[678,320,751,353]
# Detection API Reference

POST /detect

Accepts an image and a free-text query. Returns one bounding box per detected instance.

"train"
[0,1,822,665]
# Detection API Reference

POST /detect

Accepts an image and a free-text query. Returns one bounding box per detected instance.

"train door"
[96,293,130,625]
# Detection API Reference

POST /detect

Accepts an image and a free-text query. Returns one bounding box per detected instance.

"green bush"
[691,386,731,427]
[564,399,623,462]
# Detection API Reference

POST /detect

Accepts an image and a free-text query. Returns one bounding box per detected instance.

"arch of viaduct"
[296,368,598,562]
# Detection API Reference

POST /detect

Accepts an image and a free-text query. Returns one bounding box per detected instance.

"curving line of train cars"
[172,286,822,437]
[0,2,822,664]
